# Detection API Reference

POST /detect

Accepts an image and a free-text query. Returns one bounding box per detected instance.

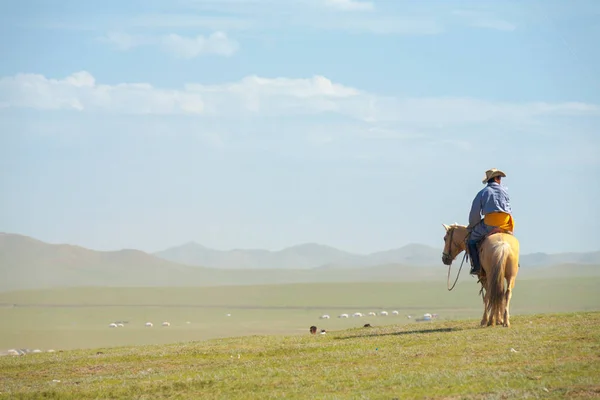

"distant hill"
[0,233,226,292]
[520,251,600,267]
[1,232,598,292]
[154,241,600,270]
[0,233,442,292]
[154,242,358,270]
[154,242,443,269]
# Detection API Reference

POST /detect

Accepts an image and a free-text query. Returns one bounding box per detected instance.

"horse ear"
[442,224,450,231]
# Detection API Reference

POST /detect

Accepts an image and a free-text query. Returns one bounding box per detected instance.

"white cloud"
[1,71,599,126]
[324,0,374,12]
[101,32,147,51]
[101,31,239,58]
[161,32,239,58]
[0,71,205,114]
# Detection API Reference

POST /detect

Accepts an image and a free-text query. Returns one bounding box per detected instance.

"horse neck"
[453,227,468,250]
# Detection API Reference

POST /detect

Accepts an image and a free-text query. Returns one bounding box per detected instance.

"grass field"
[1,277,599,352]
[0,311,598,399]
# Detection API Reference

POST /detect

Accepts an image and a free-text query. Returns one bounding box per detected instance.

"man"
[467,168,515,275]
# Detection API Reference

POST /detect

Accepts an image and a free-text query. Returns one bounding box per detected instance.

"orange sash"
[484,212,514,232]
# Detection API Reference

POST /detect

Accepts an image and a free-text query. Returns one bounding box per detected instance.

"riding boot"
[468,240,481,275]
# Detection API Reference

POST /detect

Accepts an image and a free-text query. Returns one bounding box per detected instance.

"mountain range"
[153,241,600,270]
[1,232,599,292]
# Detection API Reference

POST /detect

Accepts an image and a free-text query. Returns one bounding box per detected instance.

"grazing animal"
[145,322,153,327]
[319,314,330,319]
[162,322,170,327]
[108,323,118,328]
[442,223,520,327]
[392,310,399,315]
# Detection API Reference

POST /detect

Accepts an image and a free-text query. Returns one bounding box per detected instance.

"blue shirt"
[468,182,512,228]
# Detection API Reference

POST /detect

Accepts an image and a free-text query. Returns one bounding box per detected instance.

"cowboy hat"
[482,168,506,184]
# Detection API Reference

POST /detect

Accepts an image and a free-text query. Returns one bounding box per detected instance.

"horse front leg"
[479,281,489,327]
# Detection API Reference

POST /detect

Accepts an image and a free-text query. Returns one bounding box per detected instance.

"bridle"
[442,226,468,291]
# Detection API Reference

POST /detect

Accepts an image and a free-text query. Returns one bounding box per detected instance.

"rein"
[447,252,467,291]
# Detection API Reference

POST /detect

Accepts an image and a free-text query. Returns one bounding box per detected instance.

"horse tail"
[487,240,509,325]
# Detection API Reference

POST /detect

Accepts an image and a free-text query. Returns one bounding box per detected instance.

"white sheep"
[380,311,388,316]
[368,312,376,316]
[319,314,330,319]
[338,313,349,318]
[145,322,153,327]
[392,310,399,315]
[162,321,171,327]
[352,312,363,317]
[109,323,118,328]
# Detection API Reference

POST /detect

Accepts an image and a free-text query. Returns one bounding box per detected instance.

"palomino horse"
[441,224,520,327]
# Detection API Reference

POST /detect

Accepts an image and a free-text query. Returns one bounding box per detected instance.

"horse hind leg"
[503,276,516,328]
[487,283,505,327]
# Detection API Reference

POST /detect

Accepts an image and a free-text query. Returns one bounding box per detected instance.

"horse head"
[441,223,468,265]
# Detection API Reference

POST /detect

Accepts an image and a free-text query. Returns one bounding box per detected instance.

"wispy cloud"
[453,10,516,32]
[127,14,255,31]
[8,1,441,36]
[125,13,440,35]
[324,0,374,12]
[100,31,239,58]
[1,71,598,126]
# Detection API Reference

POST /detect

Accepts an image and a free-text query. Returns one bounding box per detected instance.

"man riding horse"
[467,168,515,276]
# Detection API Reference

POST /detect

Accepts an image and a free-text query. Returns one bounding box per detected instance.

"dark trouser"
[467,239,481,275]
[468,221,496,275]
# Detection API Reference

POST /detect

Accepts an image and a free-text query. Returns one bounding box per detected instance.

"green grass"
[1,278,599,351]
[0,312,598,399]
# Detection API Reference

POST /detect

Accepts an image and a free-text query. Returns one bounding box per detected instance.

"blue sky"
[1,0,599,255]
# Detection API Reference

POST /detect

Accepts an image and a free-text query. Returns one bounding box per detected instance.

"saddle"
[474,228,513,251]
[488,227,513,237]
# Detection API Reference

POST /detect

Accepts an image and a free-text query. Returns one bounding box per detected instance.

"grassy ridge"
[0,312,598,399]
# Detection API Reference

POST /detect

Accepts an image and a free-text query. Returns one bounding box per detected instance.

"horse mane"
[450,223,467,230]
